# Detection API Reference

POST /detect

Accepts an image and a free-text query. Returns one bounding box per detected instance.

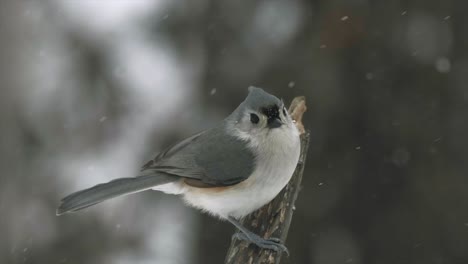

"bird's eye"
[250,113,260,124]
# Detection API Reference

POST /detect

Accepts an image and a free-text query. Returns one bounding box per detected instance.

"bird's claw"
[233,232,289,255]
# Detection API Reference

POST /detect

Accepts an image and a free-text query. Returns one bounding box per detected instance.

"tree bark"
[225,97,309,264]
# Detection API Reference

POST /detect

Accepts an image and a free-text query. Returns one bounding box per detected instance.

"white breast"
[182,124,301,219]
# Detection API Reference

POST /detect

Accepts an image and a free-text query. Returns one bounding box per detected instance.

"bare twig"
[225,96,309,264]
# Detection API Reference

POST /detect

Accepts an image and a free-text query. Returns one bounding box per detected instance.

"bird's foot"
[233,231,289,255]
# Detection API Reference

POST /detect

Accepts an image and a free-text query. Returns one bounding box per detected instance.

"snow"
[435,57,451,73]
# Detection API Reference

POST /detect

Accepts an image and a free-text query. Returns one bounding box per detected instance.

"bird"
[57,86,301,253]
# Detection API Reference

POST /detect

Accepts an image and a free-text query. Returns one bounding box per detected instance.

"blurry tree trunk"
[225,97,309,264]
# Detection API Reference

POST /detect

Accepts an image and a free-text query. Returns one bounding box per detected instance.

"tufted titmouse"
[57,87,301,253]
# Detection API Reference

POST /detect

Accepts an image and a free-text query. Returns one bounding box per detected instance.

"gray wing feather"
[143,125,255,186]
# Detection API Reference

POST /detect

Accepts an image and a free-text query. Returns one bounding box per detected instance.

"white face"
[232,102,296,145]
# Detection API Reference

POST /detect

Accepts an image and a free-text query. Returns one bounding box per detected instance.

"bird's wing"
[141,126,255,187]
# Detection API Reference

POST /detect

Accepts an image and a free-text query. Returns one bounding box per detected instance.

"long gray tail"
[57,174,178,215]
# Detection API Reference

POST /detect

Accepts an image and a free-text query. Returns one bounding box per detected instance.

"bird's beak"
[268,117,282,128]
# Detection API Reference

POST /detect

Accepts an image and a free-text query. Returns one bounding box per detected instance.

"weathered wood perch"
[225,96,310,264]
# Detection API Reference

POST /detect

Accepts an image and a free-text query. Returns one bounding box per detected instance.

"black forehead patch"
[261,105,280,119]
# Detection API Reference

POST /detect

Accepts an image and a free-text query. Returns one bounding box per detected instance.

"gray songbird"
[57,87,301,253]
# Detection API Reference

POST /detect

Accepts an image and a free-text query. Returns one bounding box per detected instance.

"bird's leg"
[227,216,289,255]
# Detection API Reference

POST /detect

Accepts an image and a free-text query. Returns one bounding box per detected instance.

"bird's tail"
[57,173,178,215]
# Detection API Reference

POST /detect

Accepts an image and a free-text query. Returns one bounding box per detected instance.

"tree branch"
[225,96,310,264]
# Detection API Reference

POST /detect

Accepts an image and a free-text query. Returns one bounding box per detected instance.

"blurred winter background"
[1,0,468,263]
